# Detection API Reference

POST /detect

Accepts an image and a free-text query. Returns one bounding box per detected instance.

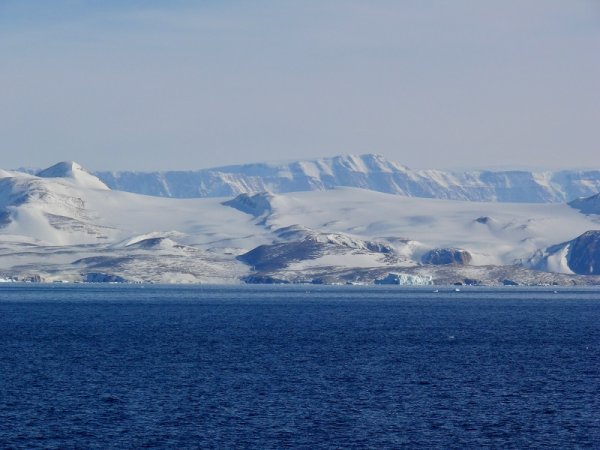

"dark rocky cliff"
[567,231,600,275]
[421,248,472,265]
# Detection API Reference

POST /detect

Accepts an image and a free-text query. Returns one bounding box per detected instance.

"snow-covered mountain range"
[1,161,600,285]
[93,154,600,203]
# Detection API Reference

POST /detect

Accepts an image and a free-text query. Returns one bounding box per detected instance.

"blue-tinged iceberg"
[375,273,434,286]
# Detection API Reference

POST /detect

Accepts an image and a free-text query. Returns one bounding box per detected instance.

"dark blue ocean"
[0,285,599,449]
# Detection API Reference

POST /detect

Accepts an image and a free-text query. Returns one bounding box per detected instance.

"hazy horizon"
[1,1,598,171]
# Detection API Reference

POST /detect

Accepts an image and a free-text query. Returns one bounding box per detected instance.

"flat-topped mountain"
[94,154,600,203]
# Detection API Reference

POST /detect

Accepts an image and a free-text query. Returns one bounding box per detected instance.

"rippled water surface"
[1,285,599,448]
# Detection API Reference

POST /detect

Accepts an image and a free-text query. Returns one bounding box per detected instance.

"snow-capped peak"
[38,161,109,190]
[38,161,84,177]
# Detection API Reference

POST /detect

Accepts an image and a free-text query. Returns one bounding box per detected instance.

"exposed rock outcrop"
[421,248,472,265]
[239,228,395,271]
[222,192,274,217]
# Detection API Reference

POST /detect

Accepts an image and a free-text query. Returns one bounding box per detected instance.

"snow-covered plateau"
[1,161,600,285]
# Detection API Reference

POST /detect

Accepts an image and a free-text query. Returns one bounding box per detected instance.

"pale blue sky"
[1,1,599,171]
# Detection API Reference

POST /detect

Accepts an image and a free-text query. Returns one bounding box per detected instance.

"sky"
[0,0,599,171]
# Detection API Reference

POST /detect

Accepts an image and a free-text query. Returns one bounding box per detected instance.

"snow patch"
[545,244,573,274]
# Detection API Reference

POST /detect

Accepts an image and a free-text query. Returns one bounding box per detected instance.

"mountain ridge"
[92,154,600,203]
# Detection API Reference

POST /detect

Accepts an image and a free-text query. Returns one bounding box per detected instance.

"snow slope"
[1,161,600,284]
[0,163,269,282]
[0,162,268,248]
[225,188,600,269]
